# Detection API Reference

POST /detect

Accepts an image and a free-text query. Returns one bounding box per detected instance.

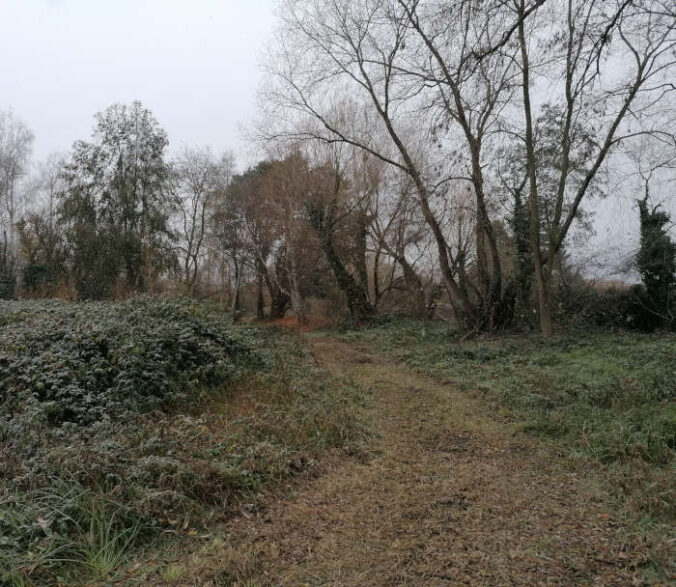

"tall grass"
[0,481,147,586]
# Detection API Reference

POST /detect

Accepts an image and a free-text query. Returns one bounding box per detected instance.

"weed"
[159,564,187,583]
[78,500,142,579]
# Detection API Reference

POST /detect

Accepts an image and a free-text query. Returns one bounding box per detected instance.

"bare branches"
[260,0,675,333]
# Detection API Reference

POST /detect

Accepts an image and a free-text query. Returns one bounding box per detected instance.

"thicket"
[0,298,255,430]
[556,198,675,333]
[637,198,676,330]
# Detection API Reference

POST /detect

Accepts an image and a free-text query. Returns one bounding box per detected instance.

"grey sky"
[0,0,276,164]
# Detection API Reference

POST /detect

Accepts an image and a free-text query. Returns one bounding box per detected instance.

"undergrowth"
[0,298,369,586]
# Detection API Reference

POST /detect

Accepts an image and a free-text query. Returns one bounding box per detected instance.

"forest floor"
[134,335,667,586]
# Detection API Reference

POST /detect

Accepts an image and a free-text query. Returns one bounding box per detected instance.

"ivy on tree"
[637,196,676,328]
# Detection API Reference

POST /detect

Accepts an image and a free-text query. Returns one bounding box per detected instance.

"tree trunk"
[470,144,504,330]
[288,254,306,324]
[536,272,553,336]
[269,292,290,320]
[417,192,477,328]
[355,210,370,298]
[323,234,374,320]
[230,259,242,321]
[256,265,265,320]
[261,262,290,320]
[518,5,553,337]
[395,254,426,319]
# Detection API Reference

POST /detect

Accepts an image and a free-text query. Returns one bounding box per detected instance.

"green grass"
[333,318,675,520]
[0,482,145,587]
[0,300,370,586]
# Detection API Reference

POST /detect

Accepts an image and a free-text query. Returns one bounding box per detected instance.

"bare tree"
[0,109,33,298]
[395,0,536,328]
[515,0,676,335]
[16,153,68,295]
[367,164,430,317]
[173,148,234,294]
[262,0,674,333]
[209,178,251,319]
[263,0,481,326]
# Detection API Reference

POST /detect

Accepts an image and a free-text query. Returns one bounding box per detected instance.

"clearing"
[142,335,669,586]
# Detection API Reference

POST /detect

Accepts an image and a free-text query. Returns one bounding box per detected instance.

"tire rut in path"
[210,338,648,586]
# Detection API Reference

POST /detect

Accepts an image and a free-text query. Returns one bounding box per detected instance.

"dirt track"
[162,337,653,586]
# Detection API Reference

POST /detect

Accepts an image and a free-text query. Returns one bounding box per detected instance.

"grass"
[0,300,370,586]
[79,501,142,579]
[134,336,670,585]
[0,482,145,586]
[3,304,672,584]
[332,318,675,521]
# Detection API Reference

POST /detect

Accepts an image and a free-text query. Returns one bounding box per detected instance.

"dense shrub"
[23,263,54,291]
[0,297,257,432]
[637,198,676,328]
[556,285,638,329]
[556,284,675,332]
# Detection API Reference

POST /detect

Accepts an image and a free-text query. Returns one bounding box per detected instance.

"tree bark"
[395,254,426,319]
[256,261,266,320]
[230,259,242,321]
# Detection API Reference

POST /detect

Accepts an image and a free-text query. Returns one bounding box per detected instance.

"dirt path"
[192,338,650,586]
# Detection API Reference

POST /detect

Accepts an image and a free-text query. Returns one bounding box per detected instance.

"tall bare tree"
[263,0,482,326]
[17,153,68,295]
[515,0,676,335]
[395,0,538,328]
[262,0,674,333]
[173,148,234,294]
[0,109,33,297]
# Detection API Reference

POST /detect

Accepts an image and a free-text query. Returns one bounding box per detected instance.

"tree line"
[1,0,674,335]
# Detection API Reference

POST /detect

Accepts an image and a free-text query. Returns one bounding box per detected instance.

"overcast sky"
[0,0,276,164]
